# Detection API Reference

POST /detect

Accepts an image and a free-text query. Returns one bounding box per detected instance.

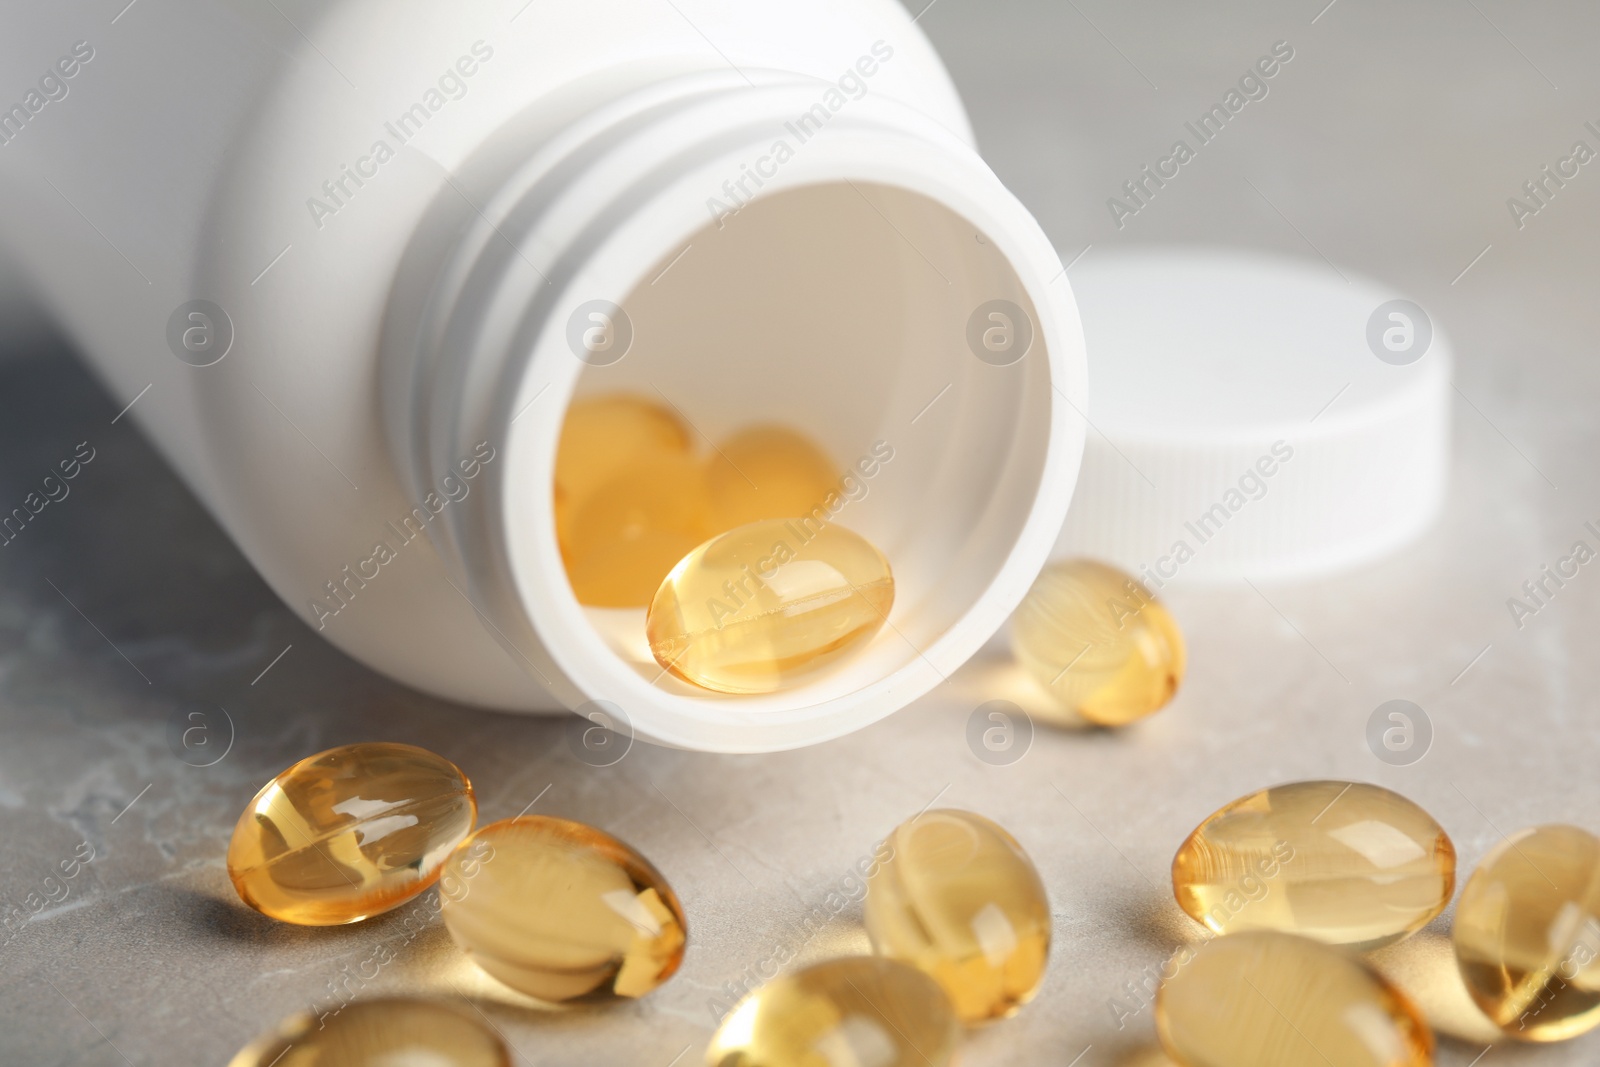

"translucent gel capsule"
[553,393,691,522]
[563,451,713,607]
[226,742,476,926]
[1156,931,1434,1067]
[227,998,509,1067]
[439,815,686,1003]
[1453,824,1600,1041]
[554,393,698,602]
[706,957,959,1067]
[864,809,1051,1023]
[706,425,837,531]
[647,518,894,694]
[1011,559,1185,726]
[1172,780,1454,950]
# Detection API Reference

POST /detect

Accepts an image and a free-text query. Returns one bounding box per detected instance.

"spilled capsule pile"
[1158,780,1600,1061]
[224,742,695,1062]
[221,552,1598,1066]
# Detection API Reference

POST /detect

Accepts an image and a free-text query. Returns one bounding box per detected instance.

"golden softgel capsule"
[647,518,894,694]
[228,998,509,1067]
[706,425,836,531]
[554,394,705,607]
[1011,559,1185,726]
[1453,823,1600,1041]
[864,809,1051,1023]
[439,815,686,1003]
[562,451,712,607]
[1172,780,1454,950]
[1156,931,1434,1067]
[554,393,691,520]
[707,957,959,1067]
[226,742,476,926]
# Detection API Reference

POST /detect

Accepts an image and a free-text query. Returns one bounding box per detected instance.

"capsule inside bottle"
[647,518,894,694]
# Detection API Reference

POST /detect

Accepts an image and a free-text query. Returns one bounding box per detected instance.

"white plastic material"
[1056,248,1450,583]
[0,0,1086,751]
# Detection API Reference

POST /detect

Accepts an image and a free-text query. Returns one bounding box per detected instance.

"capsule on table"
[706,957,959,1067]
[647,518,894,693]
[1171,780,1454,950]
[227,998,509,1067]
[1010,559,1185,726]
[439,815,686,1003]
[226,742,477,926]
[1156,931,1434,1067]
[864,809,1051,1023]
[1453,823,1600,1042]
[705,425,837,531]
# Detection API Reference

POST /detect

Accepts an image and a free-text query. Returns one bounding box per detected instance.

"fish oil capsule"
[1453,824,1600,1041]
[553,393,691,522]
[554,393,695,572]
[1156,931,1434,1067]
[226,742,476,926]
[439,815,686,1003]
[563,451,713,607]
[706,957,959,1067]
[1011,559,1185,726]
[864,809,1051,1023]
[706,425,837,531]
[647,518,894,693]
[1172,780,1454,950]
[227,997,509,1067]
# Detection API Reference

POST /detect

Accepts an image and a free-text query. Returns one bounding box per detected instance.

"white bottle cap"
[1055,247,1450,583]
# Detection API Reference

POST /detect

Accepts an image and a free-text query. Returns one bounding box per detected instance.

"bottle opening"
[519,180,1063,747]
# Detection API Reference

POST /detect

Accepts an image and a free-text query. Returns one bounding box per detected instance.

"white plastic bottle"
[0,0,1086,751]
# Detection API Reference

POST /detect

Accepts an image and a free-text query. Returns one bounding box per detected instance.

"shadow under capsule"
[414,950,676,1022]
[167,881,469,956]
[949,652,1104,733]
[163,883,381,948]
[1123,898,1207,959]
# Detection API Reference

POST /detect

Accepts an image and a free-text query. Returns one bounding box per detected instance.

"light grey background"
[3,0,1598,1064]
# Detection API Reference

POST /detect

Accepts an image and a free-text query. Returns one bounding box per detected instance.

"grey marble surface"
[5,0,1600,1064]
